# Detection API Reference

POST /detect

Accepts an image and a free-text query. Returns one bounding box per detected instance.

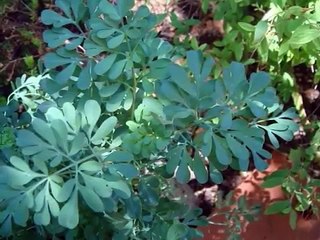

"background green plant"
[197,0,320,104]
[262,122,320,229]
[212,192,261,240]
[0,0,43,98]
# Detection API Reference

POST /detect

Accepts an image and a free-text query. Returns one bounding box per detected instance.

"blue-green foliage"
[0,0,298,239]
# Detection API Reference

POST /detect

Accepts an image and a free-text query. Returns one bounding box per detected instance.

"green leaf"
[94,54,117,75]
[40,78,64,94]
[266,131,279,148]
[51,119,69,153]
[109,163,138,179]
[55,63,77,84]
[105,151,134,163]
[79,161,102,172]
[13,201,30,226]
[57,179,75,203]
[166,147,183,174]
[24,56,35,69]
[254,21,268,43]
[43,28,78,48]
[123,90,133,110]
[295,192,310,211]
[192,151,208,184]
[91,116,117,145]
[84,39,106,56]
[226,134,249,159]
[169,64,196,97]
[289,26,320,46]
[261,177,284,188]
[253,152,268,171]
[56,0,71,17]
[0,215,12,237]
[176,160,190,184]
[138,179,159,207]
[187,50,201,80]
[273,129,294,141]
[17,129,43,147]
[34,207,50,226]
[201,131,212,157]
[70,0,86,22]
[49,180,62,201]
[97,29,116,38]
[9,156,31,172]
[258,38,269,63]
[81,174,112,198]
[108,59,126,80]
[289,210,297,230]
[311,179,320,187]
[99,83,121,97]
[41,10,73,27]
[158,82,185,104]
[200,56,214,82]
[79,185,104,212]
[264,200,290,215]
[273,0,287,8]
[77,62,93,90]
[223,62,246,95]
[213,135,231,165]
[232,43,244,61]
[106,177,131,199]
[47,195,60,217]
[125,196,142,218]
[134,97,165,121]
[99,1,121,21]
[238,22,255,32]
[65,37,84,50]
[69,132,88,156]
[58,190,79,229]
[210,169,223,184]
[106,91,126,112]
[248,71,270,95]
[167,222,188,240]
[0,166,37,186]
[116,0,134,17]
[107,33,125,49]
[84,100,101,135]
[220,109,232,130]
[248,100,267,118]
[44,53,75,69]
[149,59,171,79]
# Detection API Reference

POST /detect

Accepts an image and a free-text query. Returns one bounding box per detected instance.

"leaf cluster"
[262,124,320,229]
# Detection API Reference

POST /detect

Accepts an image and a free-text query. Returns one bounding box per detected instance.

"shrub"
[262,123,320,229]
[0,0,298,238]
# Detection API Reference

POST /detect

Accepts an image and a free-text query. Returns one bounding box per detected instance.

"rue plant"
[0,0,298,239]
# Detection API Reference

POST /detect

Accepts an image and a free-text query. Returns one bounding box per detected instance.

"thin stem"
[131,71,137,120]
[89,144,104,163]
[208,220,229,226]
[53,152,97,176]
[120,19,138,120]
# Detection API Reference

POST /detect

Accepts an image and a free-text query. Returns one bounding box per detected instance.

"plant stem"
[53,152,99,176]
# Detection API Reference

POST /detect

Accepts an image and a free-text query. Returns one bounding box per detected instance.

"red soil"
[200,151,320,240]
